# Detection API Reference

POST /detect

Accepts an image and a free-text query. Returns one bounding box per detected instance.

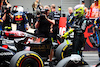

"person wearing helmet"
[13,6,29,32]
[63,4,86,56]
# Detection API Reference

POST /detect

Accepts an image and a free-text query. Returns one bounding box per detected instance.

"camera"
[41,9,49,14]
[2,5,11,14]
[6,7,11,14]
[38,9,49,19]
[2,0,11,14]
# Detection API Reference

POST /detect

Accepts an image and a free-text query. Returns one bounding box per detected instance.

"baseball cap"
[94,0,98,1]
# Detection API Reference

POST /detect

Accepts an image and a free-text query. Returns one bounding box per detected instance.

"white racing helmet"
[16,6,24,12]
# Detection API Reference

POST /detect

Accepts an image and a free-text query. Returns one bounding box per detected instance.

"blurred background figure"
[81,0,88,15]
[66,7,73,30]
[0,0,4,10]
[13,6,29,32]
[2,0,13,31]
[32,0,43,11]
[32,0,43,29]
[90,0,99,18]
[58,6,61,17]
[82,0,85,5]
[50,4,60,41]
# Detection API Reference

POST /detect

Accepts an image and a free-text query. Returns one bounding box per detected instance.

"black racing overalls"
[68,16,86,55]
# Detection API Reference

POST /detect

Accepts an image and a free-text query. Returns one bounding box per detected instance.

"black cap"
[94,0,98,1]
[82,0,85,3]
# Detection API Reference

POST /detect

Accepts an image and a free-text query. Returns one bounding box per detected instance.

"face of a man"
[68,8,73,14]
[36,0,39,3]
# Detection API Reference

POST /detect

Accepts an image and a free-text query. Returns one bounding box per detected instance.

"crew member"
[35,5,55,67]
[13,6,29,32]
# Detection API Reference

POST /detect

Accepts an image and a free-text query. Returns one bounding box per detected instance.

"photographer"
[35,5,55,67]
[2,0,13,31]
[35,5,55,37]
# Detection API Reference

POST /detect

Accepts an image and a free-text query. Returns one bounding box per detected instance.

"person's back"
[14,12,27,31]
[13,6,28,32]
[67,7,73,21]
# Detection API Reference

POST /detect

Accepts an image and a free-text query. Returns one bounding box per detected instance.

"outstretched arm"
[62,28,74,39]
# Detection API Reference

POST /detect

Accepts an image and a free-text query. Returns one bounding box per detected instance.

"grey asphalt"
[44,51,100,67]
[83,51,99,67]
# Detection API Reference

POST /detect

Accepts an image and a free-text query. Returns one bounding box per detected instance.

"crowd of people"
[0,0,60,67]
[0,0,29,32]
[1,0,100,67]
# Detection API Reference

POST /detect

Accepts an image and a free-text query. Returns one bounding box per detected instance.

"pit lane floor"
[44,51,99,67]
[83,51,99,67]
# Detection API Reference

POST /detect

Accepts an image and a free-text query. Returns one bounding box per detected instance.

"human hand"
[4,10,7,13]
[50,28,53,33]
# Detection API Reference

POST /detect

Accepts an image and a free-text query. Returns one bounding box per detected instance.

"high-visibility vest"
[90,3,99,18]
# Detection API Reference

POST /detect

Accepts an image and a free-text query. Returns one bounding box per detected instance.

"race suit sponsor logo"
[0,52,14,56]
